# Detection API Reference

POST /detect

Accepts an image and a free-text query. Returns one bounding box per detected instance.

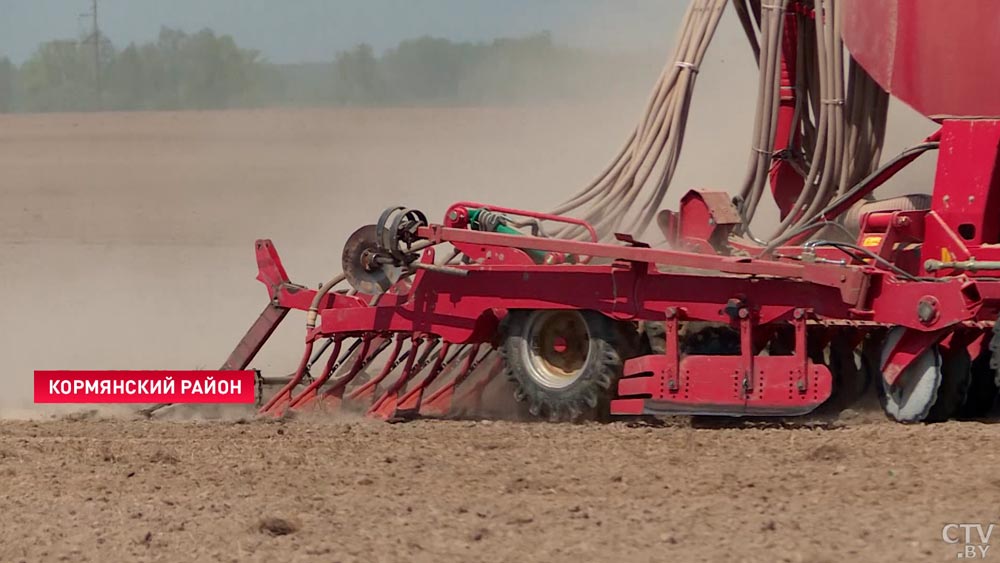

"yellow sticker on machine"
[862,235,883,248]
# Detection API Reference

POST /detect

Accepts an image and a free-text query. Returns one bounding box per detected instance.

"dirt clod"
[61,410,98,423]
[807,443,847,462]
[258,517,298,537]
[149,450,180,464]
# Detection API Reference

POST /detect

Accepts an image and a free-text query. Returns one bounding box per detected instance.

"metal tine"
[287,335,376,410]
[419,344,484,417]
[360,336,434,407]
[397,344,470,416]
[407,339,443,385]
[266,336,358,414]
[397,339,443,395]
[362,336,421,410]
[258,338,318,415]
[288,335,393,410]
[305,337,339,376]
[330,335,392,387]
[368,338,441,419]
[295,336,374,409]
[270,337,350,413]
[346,335,409,402]
[390,341,454,416]
[314,334,396,404]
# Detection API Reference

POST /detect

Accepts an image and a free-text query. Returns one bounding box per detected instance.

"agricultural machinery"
[171,0,1000,423]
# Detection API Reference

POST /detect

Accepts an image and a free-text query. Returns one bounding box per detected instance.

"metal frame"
[231,115,998,419]
[217,0,1000,422]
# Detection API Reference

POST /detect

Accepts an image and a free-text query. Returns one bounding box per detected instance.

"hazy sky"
[0,0,685,64]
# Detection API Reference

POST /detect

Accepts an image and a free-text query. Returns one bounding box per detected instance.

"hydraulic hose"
[306,273,346,329]
[553,0,888,246]
[551,0,728,241]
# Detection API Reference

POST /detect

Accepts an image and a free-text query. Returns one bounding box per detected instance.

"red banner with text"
[34,371,256,404]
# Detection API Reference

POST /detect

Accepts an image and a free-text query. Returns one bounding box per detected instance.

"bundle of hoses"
[554,0,889,244]
[735,0,889,241]
[551,0,727,240]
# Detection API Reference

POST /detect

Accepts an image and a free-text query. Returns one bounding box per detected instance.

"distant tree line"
[0,28,658,113]
[0,28,276,112]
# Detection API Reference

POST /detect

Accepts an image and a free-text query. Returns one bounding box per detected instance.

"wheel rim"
[519,310,591,389]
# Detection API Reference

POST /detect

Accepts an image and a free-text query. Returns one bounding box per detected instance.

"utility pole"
[83,0,101,109]
[92,0,101,108]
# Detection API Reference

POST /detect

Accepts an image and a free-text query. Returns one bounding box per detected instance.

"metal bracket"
[739,308,754,399]
[664,307,682,393]
[793,308,809,393]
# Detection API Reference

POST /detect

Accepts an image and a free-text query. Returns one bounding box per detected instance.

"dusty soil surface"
[0,104,956,562]
[1,415,998,562]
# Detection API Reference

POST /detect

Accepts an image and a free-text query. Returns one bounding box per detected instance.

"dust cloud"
[0,107,649,415]
[0,7,935,417]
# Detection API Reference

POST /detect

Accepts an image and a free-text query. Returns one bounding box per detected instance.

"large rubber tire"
[959,349,999,419]
[925,346,971,423]
[816,332,871,412]
[644,321,739,357]
[501,310,623,422]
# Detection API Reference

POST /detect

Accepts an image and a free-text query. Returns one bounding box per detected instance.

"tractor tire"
[823,334,873,414]
[925,346,972,423]
[644,321,666,355]
[959,349,999,419]
[501,309,623,422]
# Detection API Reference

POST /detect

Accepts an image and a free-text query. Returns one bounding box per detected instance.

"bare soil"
[0,106,975,562]
[1,415,998,562]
